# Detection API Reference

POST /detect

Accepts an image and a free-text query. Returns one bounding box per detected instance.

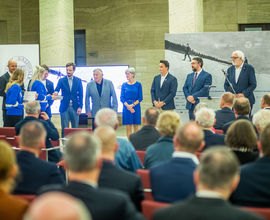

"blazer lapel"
[161,74,169,90]
[157,75,161,89]
[64,77,71,93]
[193,71,203,87]
[231,67,236,85]
[100,79,105,97]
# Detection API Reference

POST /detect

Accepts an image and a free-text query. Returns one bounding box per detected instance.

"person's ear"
[114,142,119,153]
[198,140,205,151]
[9,165,18,179]
[257,141,262,151]
[173,136,179,151]
[96,157,103,170]
[193,170,199,186]
[231,175,240,192]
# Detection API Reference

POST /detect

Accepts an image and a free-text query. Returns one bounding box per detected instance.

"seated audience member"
[223,97,251,134]
[24,192,91,220]
[260,93,270,110]
[0,141,28,219]
[150,122,204,203]
[214,92,236,130]
[144,111,181,169]
[193,102,208,116]
[195,108,225,150]
[129,107,160,150]
[154,147,264,220]
[95,108,142,172]
[230,123,270,207]
[94,126,144,211]
[14,121,64,194]
[252,109,270,134]
[60,131,145,220]
[15,101,61,163]
[225,120,258,165]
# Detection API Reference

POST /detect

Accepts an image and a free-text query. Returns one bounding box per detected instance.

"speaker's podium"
[198,97,220,111]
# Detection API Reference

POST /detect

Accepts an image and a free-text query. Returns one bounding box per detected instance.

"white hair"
[95,108,118,129]
[252,109,270,131]
[125,67,135,75]
[194,102,208,114]
[195,107,215,128]
[232,50,245,60]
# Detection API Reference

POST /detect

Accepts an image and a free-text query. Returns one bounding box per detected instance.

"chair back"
[0,127,17,146]
[64,128,92,136]
[215,129,224,134]
[136,151,146,165]
[142,200,169,220]
[136,169,154,200]
[15,194,36,203]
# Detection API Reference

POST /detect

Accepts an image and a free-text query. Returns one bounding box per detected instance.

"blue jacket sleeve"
[47,81,54,107]
[54,79,62,93]
[137,82,143,102]
[110,81,118,112]
[85,83,91,114]
[31,81,47,101]
[78,79,83,109]
[183,75,191,98]
[150,78,156,102]
[120,83,126,104]
[242,65,257,98]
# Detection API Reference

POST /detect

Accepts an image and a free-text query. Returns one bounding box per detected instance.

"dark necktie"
[192,72,198,86]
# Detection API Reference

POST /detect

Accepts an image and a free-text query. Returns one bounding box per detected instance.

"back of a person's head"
[25,101,41,115]
[233,97,250,115]
[260,123,270,157]
[198,147,239,190]
[95,108,118,129]
[24,192,91,220]
[157,111,180,137]
[175,122,204,153]
[194,102,208,114]
[252,109,270,132]
[0,141,16,184]
[64,132,101,172]
[144,107,159,126]
[195,107,215,128]
[262,94,270,107]
[20,121,46,149]
[225,119,257,151]
[94,126,117,153]
[221,92,234,106]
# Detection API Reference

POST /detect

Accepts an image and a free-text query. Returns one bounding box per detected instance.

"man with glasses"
[224,50,257,110]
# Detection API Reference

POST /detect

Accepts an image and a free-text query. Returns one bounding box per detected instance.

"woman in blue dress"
[120,67,143,138]
[29,66,56,112]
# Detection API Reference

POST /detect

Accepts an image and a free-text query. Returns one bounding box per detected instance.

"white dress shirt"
[160,73,168,88]
[172,151,199,165]
[235,62,244,83]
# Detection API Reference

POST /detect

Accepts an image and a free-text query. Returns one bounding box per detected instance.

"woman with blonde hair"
[5,68,24,126]
[29,66,56,112]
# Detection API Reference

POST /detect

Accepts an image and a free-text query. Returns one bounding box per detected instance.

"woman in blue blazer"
[5,69,25,126]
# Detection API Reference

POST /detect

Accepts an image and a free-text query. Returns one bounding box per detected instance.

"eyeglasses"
[231,56,239,59]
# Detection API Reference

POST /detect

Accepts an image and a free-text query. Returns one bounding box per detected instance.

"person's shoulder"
[46,79,53,84]
[202,69,211,76]
[229,205,264,220]
[73,76,82,81]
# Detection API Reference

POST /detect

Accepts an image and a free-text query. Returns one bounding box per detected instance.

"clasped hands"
[153,101,165,109]
[187,96,196,104]
[126,103,135,113]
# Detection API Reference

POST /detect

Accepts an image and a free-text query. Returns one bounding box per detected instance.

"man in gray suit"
[85,68,118,129]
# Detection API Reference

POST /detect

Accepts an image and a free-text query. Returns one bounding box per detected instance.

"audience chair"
[0,127,17,146]
[15,194,36,203]
[64,128,92,136]
[136,169,154,201]
[215,129,224,134]
[242,207,270,220]
[51,140,60,147]
[136,151,146,166]
[142,200,169,220]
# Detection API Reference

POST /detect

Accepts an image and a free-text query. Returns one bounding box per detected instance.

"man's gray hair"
[95,108,118,129]
[25,101,41,115]
[252,109,270,132]
[194,102,208,114]
[64,132,101,172]
[232,50,245,60]
[195,107,215,128]
[125,67,135,75]
[198,146,240,190]
[93,68,103,74]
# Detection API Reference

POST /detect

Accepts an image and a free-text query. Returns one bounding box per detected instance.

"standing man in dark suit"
[224,50,257,110]
[95,126,144,211]
[0,59,17,127]
[150,122,204,203]
[53,63,83,137]
[61,131,145,220]
[151,60,178,110]
[129,107,160,151]
[154,147,263,220]
[183,57,212,120]
[214,92,236,130]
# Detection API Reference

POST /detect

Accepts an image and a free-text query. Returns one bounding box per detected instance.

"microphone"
[222,69,228,76]
[204,85,216,88]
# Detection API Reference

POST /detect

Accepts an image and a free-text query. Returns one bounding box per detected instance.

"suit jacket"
[203,129,225,151]
[45,79,54,117]
[85,79,118,116]
[154,196,263,220]
[0,190,28,220]
[14,151,64,194]
[214,107,236,130]
[55,76,83,113]
[230,156,270,207]
[150,157,197,203]
[222,115,251,134]
[224,63,257,105]
[129,126,160,151]
[183,70,212,110]
[98,160,144,211]
[150,73,178,110]
[61,181,145,220]
[0,72,10,110]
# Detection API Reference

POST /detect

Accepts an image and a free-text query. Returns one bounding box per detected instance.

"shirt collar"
[161,73,168,79]
[235,62,244,69]
[7,71,12,76]
[68,76,73,80]
[82,180,98,188]
[196,190,223,199]
[172,151,199,165]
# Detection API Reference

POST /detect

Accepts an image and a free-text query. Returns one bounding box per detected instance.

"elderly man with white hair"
[224,50,257,110]
[195,108,225,151]
[253,109,270,134]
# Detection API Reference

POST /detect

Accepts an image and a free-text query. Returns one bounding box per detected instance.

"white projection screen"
[48,66,129,114]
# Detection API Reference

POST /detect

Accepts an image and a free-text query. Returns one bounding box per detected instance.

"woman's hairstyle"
[29,66,45,89]
[5,68,25,93]
[157,111,181,137]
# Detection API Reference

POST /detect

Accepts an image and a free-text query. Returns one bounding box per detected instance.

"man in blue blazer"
[85,68,118,129]
[54,63,83,137]
[151,60,178,110]
[224,50,257,110]
[183,57,212,120]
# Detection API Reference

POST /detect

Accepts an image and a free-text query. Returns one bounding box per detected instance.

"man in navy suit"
[224,50,257,110]
[183,57,212,120]
[214,92,236,130]
[151,60,178,110]
[150,122,204,203]
[196,108,225,150]
[230,123,270,207]
[54,63,83,137]
[14,121,64,194]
